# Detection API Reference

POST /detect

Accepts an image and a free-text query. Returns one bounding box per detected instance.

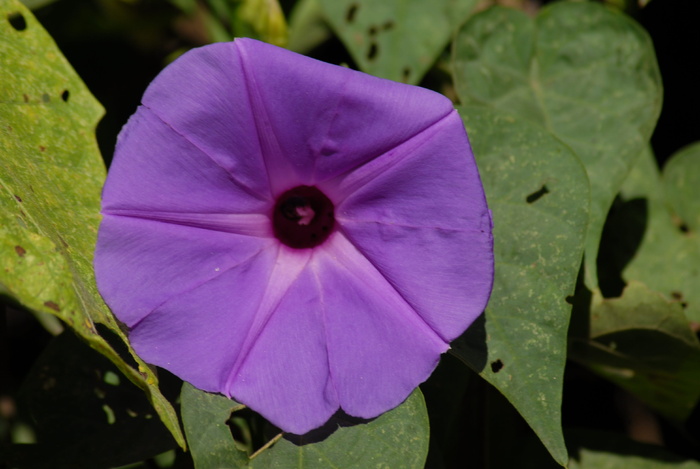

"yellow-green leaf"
[0,0,184,448]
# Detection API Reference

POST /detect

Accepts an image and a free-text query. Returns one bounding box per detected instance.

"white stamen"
[296,206,315,225]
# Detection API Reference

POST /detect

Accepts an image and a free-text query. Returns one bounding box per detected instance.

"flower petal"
[335,112,494,340]
[140,42,270,199]
[128,246,277,393]
[226,247,339,434]
[317,234,448,417]
[95,215,274,327]
[339,222,493,342]
[94,38,495,436]
[235,38,455,192]
[104,107,269,215]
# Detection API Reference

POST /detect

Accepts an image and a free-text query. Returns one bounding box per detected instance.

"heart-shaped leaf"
[570,282,700,421]
[452,106,590,466]
[452,2,662,288]
[621,144,700,321]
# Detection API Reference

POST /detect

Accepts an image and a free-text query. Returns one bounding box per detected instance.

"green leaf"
[19,0,57,10]
[451,2,662,288]
[0,0,184,448]
[181,384,250,468]
[288,0,332,54]
[620,144,700,321]
[565,430,700,469]
[9,331,176,468]
[165,0,198,14]
[319,0,477,84]
[518,429,700,469]
[664,146,700,232]
[451,107,590,466]
[181,383,430,468]
[568,448,700,469]
[571,282,700,421]
[236,0,288,47]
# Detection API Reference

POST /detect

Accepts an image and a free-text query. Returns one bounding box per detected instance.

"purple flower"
[94,38,494,434]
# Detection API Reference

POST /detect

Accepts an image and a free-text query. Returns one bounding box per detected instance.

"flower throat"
[273,186,335,249]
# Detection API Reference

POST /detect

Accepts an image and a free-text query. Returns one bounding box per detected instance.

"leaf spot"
[490,359,504,373]
[43,301,60,312]
[367,42,378,61]
[41,93,50,103]
[345,3,358,23]
[39,145,46,152]
[526,185,550,204]
[14,194,22,202]
[8,12,26,31]
[14,245,26,257]
[671,291,688,309]
[402,67,411,82]
[22,93,29,103]
[382,20,394,31]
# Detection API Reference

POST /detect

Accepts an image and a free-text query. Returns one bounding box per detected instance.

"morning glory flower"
[94,38,494,434]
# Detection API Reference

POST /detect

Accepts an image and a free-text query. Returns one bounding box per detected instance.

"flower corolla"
[94,38,494,434]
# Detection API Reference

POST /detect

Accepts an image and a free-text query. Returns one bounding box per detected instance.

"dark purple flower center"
[273,186,335,249]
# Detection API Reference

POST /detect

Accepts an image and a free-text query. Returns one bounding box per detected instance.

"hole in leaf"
[526,185,549,203]
[367,42,378,60]
[565,295,574,305]
[8,12,26,31]
[679,222,690,233]
[490,359,504,373]
[345,3,358,23]
[368,25,378,36]
[402,67,411,82]
[61,89,70,102]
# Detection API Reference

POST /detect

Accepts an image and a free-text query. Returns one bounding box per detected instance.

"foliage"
[2,0,699,468]
[0,0,184,451]
[181,383,429,468]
